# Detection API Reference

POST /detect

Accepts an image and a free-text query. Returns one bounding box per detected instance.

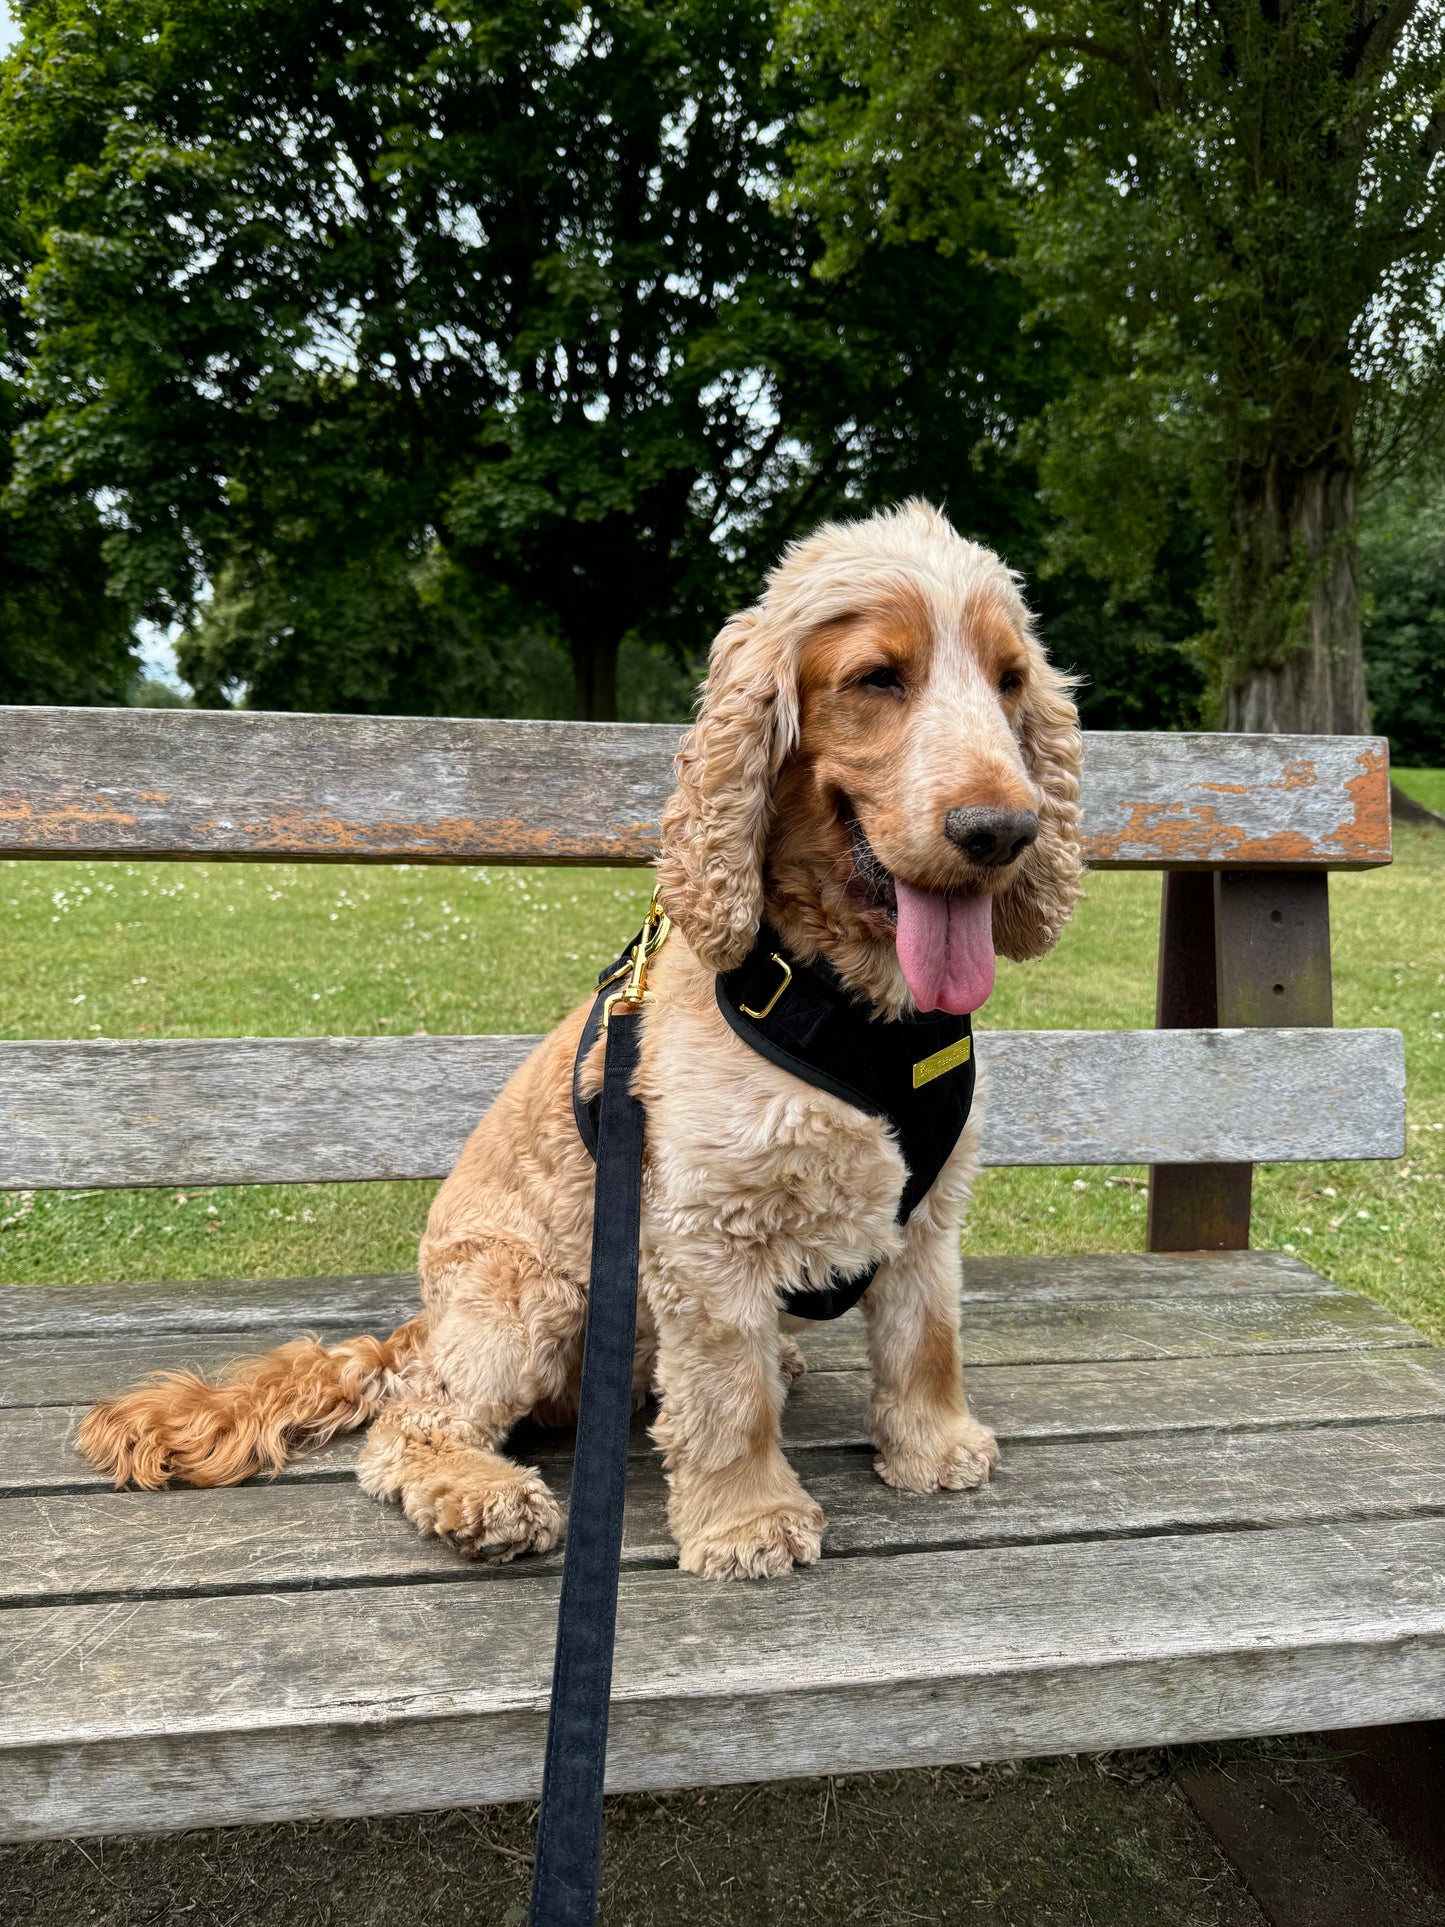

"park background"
[3,6,1445,1921]
[0,0,1441,1333]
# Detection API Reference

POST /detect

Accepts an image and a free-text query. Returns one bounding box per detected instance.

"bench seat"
[3,1250,1442,1842]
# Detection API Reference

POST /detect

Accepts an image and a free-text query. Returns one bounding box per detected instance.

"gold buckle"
[739,951,792,1021]
[601,888,671,1028]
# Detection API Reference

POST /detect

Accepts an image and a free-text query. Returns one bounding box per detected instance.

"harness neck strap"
[717,927,974,1218]
[716,927,974,1318]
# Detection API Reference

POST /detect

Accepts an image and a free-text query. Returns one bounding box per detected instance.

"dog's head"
[657,501,1083,1016]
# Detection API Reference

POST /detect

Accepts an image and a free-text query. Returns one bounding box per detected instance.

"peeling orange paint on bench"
[191,811,664,863]
[1334,743,1393,865]
[0,797,142,836]
[0,798,663,865]
[1278,760,1317,792]
[1085,742,1391,870]
[1086,801,1327,867]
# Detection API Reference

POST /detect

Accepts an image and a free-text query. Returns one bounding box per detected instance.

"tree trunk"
[571,631,620,722]
[1221,460,1371,735]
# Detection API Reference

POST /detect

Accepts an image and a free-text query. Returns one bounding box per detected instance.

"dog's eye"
[858,665,903,693]
[998,670,1024,697]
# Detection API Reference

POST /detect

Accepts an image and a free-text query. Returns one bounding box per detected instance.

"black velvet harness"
[573,923,976,1321]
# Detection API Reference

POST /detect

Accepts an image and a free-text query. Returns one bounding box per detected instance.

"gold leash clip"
[601,888,671,1027]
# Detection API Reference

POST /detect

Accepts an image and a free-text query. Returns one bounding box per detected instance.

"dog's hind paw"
[677,1499,826,1581]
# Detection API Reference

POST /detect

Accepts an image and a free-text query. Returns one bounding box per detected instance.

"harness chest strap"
[573,921,976,1321]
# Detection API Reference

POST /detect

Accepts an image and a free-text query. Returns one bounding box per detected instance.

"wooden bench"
[0,707,1430,1845]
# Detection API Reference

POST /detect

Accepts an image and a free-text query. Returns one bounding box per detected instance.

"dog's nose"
[944,807,1040,868]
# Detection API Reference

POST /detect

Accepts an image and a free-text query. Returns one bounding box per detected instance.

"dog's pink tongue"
[894,880,996,1014]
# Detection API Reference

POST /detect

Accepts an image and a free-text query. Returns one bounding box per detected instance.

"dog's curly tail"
[76,1313,429,1490]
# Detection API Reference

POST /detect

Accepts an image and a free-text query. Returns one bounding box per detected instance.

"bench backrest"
[0,709,1404,1234]
[2,708,1392,868]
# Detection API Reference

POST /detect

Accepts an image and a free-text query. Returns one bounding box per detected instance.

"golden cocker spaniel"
[80,501,1083,1580]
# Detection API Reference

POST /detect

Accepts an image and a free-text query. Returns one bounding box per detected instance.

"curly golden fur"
[78,502,1083,1579]
[78,1316,428,1488]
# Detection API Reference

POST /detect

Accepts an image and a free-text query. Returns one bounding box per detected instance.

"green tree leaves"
[1361,472,1445,761]
[6,0,1168,721]
[10,0,1424,732]
[0,7,136,705]
[783,0,1445,731]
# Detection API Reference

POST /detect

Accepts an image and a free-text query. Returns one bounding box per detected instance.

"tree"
[1359,469,1445,764]
[3,0,1064,720]
[0,127,135,704]
[0,408,137,705]
[6,0,1209,724]
[6,0,786,717]
[784,0,1445,732]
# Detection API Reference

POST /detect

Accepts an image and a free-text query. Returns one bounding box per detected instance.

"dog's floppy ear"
[991,653,1085,961]
[657,608,798,972]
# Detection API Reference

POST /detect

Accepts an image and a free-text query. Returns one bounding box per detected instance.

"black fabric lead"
[528,1002,646,1927]
[539,907,975,1915]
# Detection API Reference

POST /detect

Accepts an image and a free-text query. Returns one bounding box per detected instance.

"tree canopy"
[3,0,1094,719]
[0,122,135,705]
[2,0,1441,738]
[1360,468,1445,764]
[783,0,1445,732]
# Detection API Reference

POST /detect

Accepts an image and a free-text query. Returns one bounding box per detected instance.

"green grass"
[2,815,1443,1336]
[1395,766,1445,815]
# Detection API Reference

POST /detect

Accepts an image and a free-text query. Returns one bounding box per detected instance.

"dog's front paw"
[779,1336,808,1388]
[405,1467,562,1563]
[874,1416,999,1494]
[678,1499,826,1580]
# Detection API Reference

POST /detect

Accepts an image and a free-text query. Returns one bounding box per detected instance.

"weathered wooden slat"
[0,710,1391,869]
[788,1350,1445,1447]
[0,1274,422,1340]
[12,1349,1445,1494]
[5,1423,1445,1610]
[1083,732,1391,869]
[977,1026,1402,1166]
[0,1250,1333,1341]
[1,1291,1420,1411]
[796,1291,1422,1371]
[0,709,676,868]
[3,1516,1444,1840]
[0,1034,533,1189]
[0,1024,1405,1189]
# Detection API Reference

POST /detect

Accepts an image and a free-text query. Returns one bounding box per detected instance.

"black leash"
[530,897,977,1921]
[528,909,661,1927]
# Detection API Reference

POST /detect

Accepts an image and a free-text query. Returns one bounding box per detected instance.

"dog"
[79,501,1083,1580]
